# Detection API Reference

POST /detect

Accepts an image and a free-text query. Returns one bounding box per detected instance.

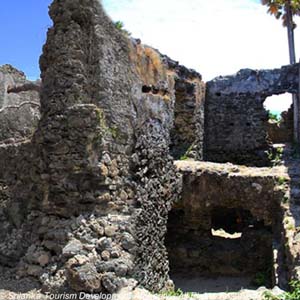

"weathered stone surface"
[0,65,40,143]
[1,0,300,296]
[66,259,102,292]
[267,107,294,144]
[170,75,205,160]
[204,65,298,166]
[167,161,287,287]
[0,0,187,294]
[62,239,84,258]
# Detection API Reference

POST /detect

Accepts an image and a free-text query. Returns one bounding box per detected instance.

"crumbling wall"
[167,161,285,285]
[0,65,40,143]
[204,65,299,166]
[267,106,294,144]
[0,0,208,294]
[170,70,205,160]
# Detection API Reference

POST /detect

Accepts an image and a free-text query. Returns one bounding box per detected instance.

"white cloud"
[102,0,299,112]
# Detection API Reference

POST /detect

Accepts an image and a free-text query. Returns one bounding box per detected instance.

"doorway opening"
[264,94,293,144]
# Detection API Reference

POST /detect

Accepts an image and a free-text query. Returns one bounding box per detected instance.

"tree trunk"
[286,1,296,64]
[286,0,299,143]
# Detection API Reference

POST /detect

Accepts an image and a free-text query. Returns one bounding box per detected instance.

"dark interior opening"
[142,85,152,93]
[166,206,275,293]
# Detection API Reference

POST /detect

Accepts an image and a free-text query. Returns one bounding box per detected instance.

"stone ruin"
[0,0,299,296]
[205,65,299,166]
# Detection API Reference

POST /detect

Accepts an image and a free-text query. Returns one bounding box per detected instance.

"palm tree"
[262,0,300,143]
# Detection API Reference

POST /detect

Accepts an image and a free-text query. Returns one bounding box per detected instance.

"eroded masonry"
[0,0,299,295]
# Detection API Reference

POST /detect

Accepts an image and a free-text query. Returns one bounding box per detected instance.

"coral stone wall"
[0,65,40,142]
[167,161,285,284]
[204,65,299,166]
[170,75,205,160]
[0,0,207,294]
[267,106,294,144]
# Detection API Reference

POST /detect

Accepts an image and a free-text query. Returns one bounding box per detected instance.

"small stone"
[62,239,83,258]
[97,237,112,251]
[27,265,43,277]
[121,233,135,251]
[90,223,105,235]
[111,250,120,258]
[74,255,89,265]
[84,244,95,251]
[37,252,51,267]
[101,273,120,293]
[119,190,128,201]
[252,183,262,193]
[105,225,118,237]
[102,153,111,166]
[109,160,119,177]
[101,250,110,261]
[115,264,128,277]
[100,164,109,177]
[66,261,102,292]
[97,193,111,203]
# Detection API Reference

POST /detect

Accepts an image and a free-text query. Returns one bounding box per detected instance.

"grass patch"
[159,288,196,298]
[263,280,300,300]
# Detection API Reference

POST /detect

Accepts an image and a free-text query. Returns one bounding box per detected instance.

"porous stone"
[62,239,84,258]
[205,65,298,166]
[66,260,102,292]
[0,65,40,143]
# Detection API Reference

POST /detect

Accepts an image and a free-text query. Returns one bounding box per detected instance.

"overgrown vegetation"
[277,175,289,186]
[268,146,283,165]
[263,280,300,300]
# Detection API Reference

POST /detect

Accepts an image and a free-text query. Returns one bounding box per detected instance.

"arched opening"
[264,93,293,121]
[264,94,293,144]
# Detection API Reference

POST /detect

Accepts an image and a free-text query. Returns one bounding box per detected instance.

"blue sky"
[0,0,298,112]
[0,0,52,79]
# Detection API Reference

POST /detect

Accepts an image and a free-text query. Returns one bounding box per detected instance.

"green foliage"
[263,290,282,300]
[108,126,119,139]
[114,20,131,36]
[261,0,300,27]
[282,195,290,203]
[262,280,300,300]
[159,288,196,298]
[268,111,281,122]
[285,280,300,300]
[179,143,195,160]
[115,21,124,30]
[277,176,288,185]
[268,147,283,165]
[160,288,184,296]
